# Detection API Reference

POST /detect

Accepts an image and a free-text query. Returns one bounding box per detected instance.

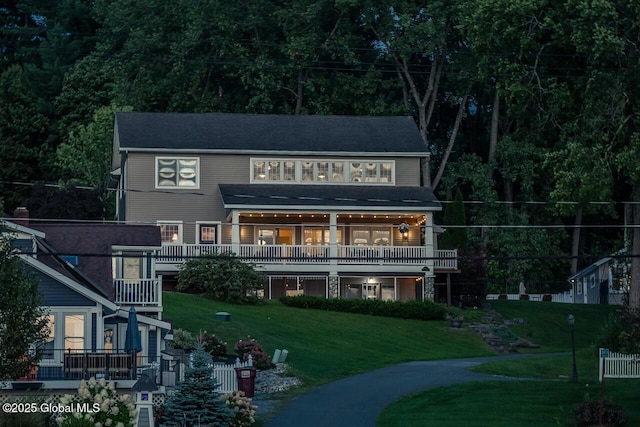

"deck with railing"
[114,278,161,306]
[33,350,163,382]
[156,244,458,270]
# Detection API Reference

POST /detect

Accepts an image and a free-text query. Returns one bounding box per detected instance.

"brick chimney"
[13,207,29,226]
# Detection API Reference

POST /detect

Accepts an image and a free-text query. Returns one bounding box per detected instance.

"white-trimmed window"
[112,251,151,279]
[38,310,94,364]
[251,158,395,185]
[303,227,343,245]
[197,222,220,244]
[64,314,85,352]
[156,157,199,188]
[158,221,183,244]
[351,226,392,246]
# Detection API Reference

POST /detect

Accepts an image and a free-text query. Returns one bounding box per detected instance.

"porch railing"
[34,349,165,383]
[157,243,458,270]
[114,278,160,305]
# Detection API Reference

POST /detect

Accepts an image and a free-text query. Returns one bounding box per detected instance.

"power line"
[0,179,634,207]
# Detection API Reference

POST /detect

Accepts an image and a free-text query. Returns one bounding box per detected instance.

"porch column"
[329,213,338,266]
[328,275,339,298]
[423,213,435,301]
[231,211,240,255]
[423,276,435,301]
[423,212,434,273]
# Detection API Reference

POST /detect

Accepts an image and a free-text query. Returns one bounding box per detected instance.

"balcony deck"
[156,244,458,271]
[113,278,161,307]
[33,350,151,382]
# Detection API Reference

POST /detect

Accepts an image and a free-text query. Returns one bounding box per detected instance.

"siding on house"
[123,152,422,238]
[148,329,157,360]
[35,269,96,307]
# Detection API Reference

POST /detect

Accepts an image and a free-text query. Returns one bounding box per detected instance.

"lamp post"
[568,314,578,382]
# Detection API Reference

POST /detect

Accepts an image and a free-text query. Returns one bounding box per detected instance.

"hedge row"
[279,295,447,321]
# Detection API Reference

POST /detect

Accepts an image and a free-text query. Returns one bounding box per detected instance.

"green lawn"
[163,293,637,426]
[378,301,640,427]
[163,292,494,388]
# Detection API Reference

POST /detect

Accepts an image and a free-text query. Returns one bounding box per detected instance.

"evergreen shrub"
[279,296,446,320]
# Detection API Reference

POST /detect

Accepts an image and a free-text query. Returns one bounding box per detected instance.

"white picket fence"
[599,348,640,381]
[485,293,574,303]
[212,356,254,393]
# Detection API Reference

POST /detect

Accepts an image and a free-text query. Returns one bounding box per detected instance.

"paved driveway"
[265,354,538,427]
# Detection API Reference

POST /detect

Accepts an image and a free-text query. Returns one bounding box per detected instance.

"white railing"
[156,243,458,270]
[599,349,640,380]
[238,244,330,264]
[212,356,254,393]
[114,278,160,305]
[434,249,458,270]
[156,244,233,262]
[485,293,573,303]
[337,245,424,264]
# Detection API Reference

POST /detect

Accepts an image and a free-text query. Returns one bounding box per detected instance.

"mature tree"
[0,231,50,384]
[363,0,467,186]
[439,188,467,250]
[56,103,132,187]
[0,65,50,209]
[163,342,234,427]
[177,253,264,304]
[19,185,108,220]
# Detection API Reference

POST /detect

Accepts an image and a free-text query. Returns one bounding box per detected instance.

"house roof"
[19,254,118,311]
[218,184,441,211]
[31,224,161,299]
[115,113,428,155]
[568,257,613,282]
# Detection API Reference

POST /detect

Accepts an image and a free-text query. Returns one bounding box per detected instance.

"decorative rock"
[254,363,301,394]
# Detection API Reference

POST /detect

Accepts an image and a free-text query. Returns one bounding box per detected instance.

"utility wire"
[0,180,631,206]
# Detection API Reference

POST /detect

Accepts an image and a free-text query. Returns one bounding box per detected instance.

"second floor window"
[159,222,182,243]
[251,158,394,184]
[156,157,199,188]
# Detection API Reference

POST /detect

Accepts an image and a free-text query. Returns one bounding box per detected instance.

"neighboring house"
[1,209,171,391]
[568,256,628,305]
[111,113,459,301]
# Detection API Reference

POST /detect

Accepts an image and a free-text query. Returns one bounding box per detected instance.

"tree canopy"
[2,0,640,302]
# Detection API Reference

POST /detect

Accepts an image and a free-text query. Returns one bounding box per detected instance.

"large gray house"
[111,113,458,301]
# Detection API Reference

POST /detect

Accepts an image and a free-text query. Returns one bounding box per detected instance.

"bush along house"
[1,209,171,391]
[110,113,459,301]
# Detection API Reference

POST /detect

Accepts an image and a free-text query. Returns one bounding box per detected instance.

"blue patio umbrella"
[124,307,142,354]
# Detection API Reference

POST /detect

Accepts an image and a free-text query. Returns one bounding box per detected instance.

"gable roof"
[19,254,118,311]
[31,224,161,299]
[568,256,613,282]
[115,113,428,155]
[218,184,441,211]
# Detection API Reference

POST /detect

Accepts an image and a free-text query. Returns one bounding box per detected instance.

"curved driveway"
[265,354,538,427]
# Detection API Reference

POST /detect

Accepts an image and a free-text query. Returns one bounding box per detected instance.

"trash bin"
[235,366,257,397]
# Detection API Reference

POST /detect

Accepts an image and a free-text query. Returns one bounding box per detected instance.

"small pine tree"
[164,342,234,427]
